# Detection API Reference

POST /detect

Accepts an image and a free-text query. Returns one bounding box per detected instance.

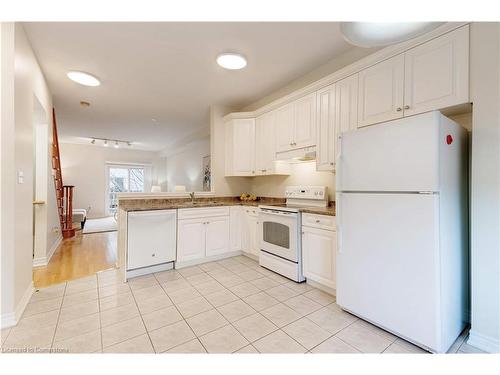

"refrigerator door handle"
[336,135,343,190]
[336,192,343,254]
[337,225,343,254]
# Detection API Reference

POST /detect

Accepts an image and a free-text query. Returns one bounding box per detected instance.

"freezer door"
[336,192,442,352]
[337,112,440,192]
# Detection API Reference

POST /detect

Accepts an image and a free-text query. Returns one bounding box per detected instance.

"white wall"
[467,22,500,353]
[1,23,55,327]
[59,142,165,218]
[250,162,335,201]
[1,22,16,327]
[165,136,210,192]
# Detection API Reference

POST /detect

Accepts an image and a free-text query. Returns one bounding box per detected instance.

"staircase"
[52,108,75,239]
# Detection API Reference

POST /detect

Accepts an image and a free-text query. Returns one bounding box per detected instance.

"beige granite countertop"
[118,196,286,212]
[300,204,336,216]
[119,196,335,216]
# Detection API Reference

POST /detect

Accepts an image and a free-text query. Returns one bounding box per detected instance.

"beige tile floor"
[1,255,480,354]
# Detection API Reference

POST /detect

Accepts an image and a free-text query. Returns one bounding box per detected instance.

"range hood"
[275,146,317,163]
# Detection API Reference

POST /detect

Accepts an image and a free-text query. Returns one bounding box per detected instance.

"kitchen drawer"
[302,213,336,231]
[178,206,230,220]
[242,206,259,217]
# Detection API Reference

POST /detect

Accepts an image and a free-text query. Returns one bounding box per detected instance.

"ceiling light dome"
[340,22,444,48]
[67,71,101,86]
[216,53,247,70]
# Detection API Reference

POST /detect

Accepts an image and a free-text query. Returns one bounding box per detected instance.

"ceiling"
[24,22,358,151]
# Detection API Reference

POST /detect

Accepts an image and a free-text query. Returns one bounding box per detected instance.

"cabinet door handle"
[330,162,334,166]
[396,107,402,112]
[315,220,321,223]
[152,253,156,257]
[404,105,410,110]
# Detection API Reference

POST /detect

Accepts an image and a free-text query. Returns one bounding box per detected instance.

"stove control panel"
[285,186,327,200]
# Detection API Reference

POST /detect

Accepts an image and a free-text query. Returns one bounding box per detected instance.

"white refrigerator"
[335,111,468,353]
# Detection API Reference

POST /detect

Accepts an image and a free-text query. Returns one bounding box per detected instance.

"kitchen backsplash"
[249,160,335,201]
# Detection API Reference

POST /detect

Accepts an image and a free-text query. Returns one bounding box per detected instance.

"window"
[107,165,147,214]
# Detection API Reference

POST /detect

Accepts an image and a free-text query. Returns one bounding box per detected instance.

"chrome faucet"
[189,192,195,203]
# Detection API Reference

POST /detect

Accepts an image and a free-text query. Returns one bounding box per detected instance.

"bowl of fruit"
[240,193,258,201]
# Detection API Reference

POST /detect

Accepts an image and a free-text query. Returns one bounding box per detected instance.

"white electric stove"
[258,186,328,282]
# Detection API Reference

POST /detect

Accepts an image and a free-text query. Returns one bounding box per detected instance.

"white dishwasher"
[127,209,177,276]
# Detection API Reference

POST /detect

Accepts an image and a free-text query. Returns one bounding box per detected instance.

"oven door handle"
[260,210,296,217]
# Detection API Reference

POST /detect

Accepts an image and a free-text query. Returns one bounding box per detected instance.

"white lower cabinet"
[242,207,260,258]
[229,206,243,251]
[205,216,230,257]
[302,213,336,290]
[177,207,230,264]
[177,218,206,263]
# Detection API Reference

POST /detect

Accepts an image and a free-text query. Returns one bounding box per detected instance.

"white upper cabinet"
[225,118,256,176]
[275,93,317,153]
[335,74,359,141]
[316,74,358,172]
[255,111,276,175]
[226,115,289,177]
[403,26,469,117]
[275,103,295,152]
[225,25,470,162]
[358,26,469,128]
[294,92,317,149]
[316,84,336,172]
[358,54,405,127]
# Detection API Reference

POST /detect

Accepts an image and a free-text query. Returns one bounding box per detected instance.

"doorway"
[32,95,49,267]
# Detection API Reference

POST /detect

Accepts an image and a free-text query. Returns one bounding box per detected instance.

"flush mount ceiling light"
[216,53,247,70]
[340,22,444,48]
[67,71,101,86]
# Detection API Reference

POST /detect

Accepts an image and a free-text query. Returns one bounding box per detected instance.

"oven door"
[259,209,298,262]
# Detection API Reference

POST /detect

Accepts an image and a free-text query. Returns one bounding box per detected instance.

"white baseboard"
[306,279,336,297]
[241,251,258,261]
[1,281,34,329]
[32,235,62,267]
[47,234,62,263]
[468,330,500,353]
[126,262,173,279]
[175,251,243,269]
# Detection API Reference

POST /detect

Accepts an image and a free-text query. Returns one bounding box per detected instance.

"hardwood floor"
[33,230,117,288]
